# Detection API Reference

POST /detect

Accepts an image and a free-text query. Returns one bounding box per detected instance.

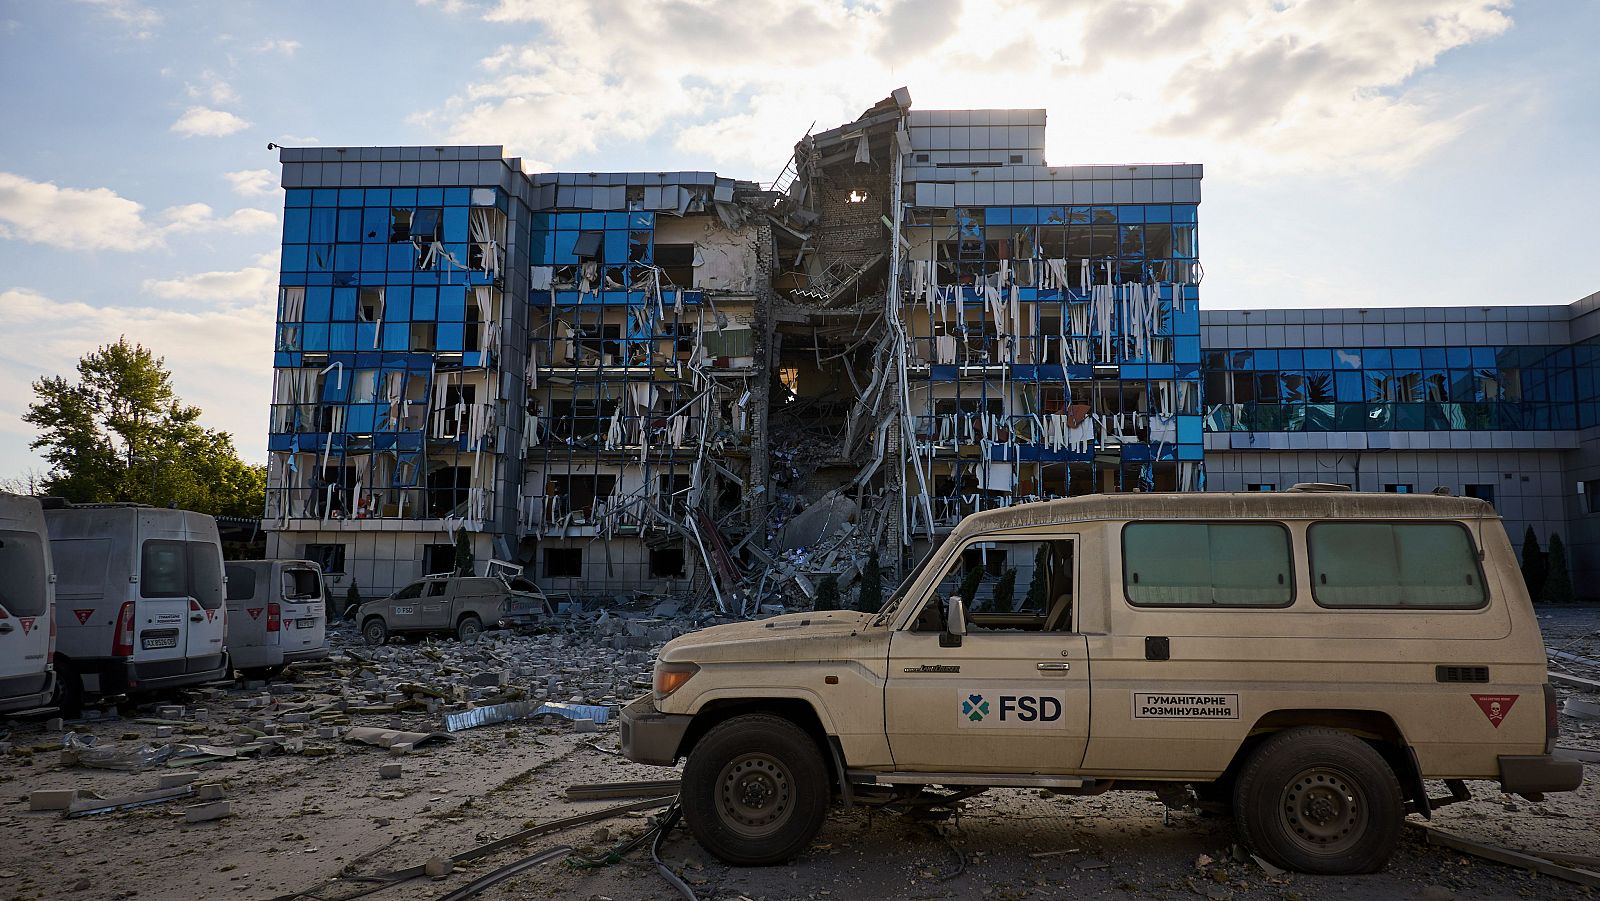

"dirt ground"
[1,608,1596,901]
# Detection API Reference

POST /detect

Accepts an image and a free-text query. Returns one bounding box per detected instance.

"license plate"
[297,618,315,628]
[142,636,178,649]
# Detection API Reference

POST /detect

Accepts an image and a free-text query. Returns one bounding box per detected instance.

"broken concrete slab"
[68,785,193,818]
[30,789,80,811]
[378,763,402,780]
[343,726,452,750]
[184,800,233,824]
[158,771,200,789]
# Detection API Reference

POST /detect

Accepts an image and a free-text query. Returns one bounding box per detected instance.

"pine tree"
[814,574,841,611]
[1543,534,1573,605]
[992,568,1018,612]
[1520,526,1547,602]
[344,579,362,619]
[958,566,984,609]
[453,529,475,576]
[857,551,883,613]
[1023,544,1050,611]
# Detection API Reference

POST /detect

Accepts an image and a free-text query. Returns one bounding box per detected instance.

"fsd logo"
[958,689,1067,728]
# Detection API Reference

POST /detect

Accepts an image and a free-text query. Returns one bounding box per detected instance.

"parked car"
[622,487,1582,875]
[496,577,557,632]
[44,502,229,713]
[358,575,545,645]
[0,494,56,714]
[224,559,330,679]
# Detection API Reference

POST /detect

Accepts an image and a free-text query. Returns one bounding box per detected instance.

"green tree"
[958,565,984,608]
[1023,544,1050,611]
[1543,533,1573,605]
[452,529,475,576]
[992,567,1018,612]
[344,579,362,619]
[1520,526,1547,602]
[856,550,883,613]
[24,338,264,516]
[814,573,841,611]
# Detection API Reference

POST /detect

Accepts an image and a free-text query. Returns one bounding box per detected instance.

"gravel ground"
[0,608,1596,901]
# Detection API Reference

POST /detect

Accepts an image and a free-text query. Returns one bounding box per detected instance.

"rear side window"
[1124,522,1293,607]
[282,568,321,600]
[0,530,49,617]
[1309,522,1486,609]
[225,565,257,602]
[141,540,225,608]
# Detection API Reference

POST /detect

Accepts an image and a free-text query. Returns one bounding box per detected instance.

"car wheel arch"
[679,696,840,788]
[1216,708,1418,808]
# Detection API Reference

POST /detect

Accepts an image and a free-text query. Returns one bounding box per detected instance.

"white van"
[0,494,55,714]
[224,559,329,678]
[44,503,230,711]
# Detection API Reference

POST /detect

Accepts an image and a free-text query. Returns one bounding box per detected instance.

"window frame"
[1306,519,1489,611]
[902,534,1079,634]
[1120,520,1297,609]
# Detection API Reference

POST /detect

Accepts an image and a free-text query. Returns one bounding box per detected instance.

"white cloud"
[159,203,277,235]
[0,286,275,461]
[141,254,278,302]
[0,172,160,251]
[75,0,160,38]
[185,71,240,106]
[171,106,251,138]
[416,0,479,13]
[0,172,277,252]
[252,38,301,55]
[428,0,1513,179]
[224,168,277,197]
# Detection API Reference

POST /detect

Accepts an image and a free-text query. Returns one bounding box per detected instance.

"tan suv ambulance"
[621,488,1583,875]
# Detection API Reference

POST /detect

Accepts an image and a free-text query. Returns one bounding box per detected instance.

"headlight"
[653,661,699,699]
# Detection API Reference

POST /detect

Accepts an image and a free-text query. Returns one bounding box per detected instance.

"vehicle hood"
[659,610,884,664]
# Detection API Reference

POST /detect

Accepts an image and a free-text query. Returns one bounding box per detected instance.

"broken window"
[655,243,695,287]
[358,288,384,323]
[422,544,455,576]
[303,543,346,574]
[411,208,442,243]
[544,547,583,578]
[649,548,686,578]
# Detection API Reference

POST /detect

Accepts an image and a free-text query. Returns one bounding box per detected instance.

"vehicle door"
[384,582,426,632]
[418,579,452,629]
[0,500,53,697]
[224,563,268,652]
[278,563,326,654]
[884,535,1091,774]
[181,518,227,664]
[135,514,194,665]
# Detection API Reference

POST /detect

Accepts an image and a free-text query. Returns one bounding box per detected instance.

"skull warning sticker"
[73,609,94,625]
[1471,694,1518,728]
[957,688,1068,729]
[1132,693,1240,719]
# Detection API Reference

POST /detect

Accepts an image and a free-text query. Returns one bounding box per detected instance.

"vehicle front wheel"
[1233,726,1403,875]
[52,661,83,718]
[362,618,389,646]
[681,713,831,866]
[456,615,482,642]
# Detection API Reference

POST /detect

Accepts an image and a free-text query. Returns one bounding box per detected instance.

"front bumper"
[620,694,693,766]
[1499,754,1584,794]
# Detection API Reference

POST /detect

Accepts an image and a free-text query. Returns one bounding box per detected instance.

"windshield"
[870,544,941,627]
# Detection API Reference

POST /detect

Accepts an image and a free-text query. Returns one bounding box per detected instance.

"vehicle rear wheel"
[362,618,389,646]
[456,615,482,642]
[1233,726,1403,875]
[681,714,830,865]
[52,661,83,718]
[240,665,286,682]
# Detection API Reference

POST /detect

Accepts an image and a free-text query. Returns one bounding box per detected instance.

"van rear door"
[183,522,227,663]
[225,563,269,653]
[135,517,194,666]
[278,563,325,656]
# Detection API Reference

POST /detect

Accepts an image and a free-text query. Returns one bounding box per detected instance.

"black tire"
[681,714,831,865]
[456,615,482,642]
[52,661,83,718]
[239,665,286,682]
[362,618,389,646]
[1233,726,1403,875]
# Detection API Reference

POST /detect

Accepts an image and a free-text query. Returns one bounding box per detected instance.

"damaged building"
[261,90,1206,604]
[260,89,1600,603]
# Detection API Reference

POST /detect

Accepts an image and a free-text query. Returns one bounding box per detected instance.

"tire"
[681,714,831,866]
[456,615,483,642]
[1233,726,1403,875]
[52,661,83,718]
[362,618,389,646]
[240,665,286,682]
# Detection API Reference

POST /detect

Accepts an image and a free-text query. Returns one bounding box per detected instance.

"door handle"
[1037,662,1070,671]
[190,614,205,623]
[0,622,12,633]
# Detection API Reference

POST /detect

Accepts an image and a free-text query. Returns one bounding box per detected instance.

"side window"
[187,541,224,610]
[1123,522,1293,607]
[225,565,257,602]
[0,529,49,617]
[141,540,188,598]
[426,581,448,597]
[1309,522,1486,608]
[911,538,1075,632]
[393,582,424,600]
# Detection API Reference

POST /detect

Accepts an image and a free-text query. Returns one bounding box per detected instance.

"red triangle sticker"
[205,609,215,622]
[1471,694,1518,728]
[247,608,262,620]
[19,617,34,635]
[73,609,94,625]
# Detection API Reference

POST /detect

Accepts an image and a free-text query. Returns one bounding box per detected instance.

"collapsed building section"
[263,91,1205,604]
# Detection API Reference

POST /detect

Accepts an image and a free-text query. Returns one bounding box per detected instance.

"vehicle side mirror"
[941,595,966,648]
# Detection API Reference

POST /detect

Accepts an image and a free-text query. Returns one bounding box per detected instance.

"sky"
[1,0,1597,479]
